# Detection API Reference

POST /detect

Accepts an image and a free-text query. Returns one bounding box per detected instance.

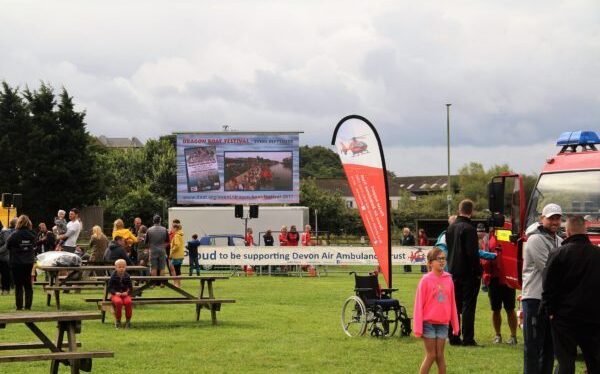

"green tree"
[393,163,539,228]
[0,82,30,195]
[102,183,167,226]
[0,82,103,225]
[299,177,360,234]
[455,162,511,216]
[98,137,175,225]
[57,88,106,208]
[142,138,176,200]
[299,145,344,178]
[22,83,61,225]
[455,163,539,217]
[393,190,449,232]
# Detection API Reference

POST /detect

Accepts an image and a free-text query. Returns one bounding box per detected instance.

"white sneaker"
[506,336,517,345]
[492,335,502,344]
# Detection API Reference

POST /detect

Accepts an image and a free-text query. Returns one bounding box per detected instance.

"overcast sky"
[1,1,599,176]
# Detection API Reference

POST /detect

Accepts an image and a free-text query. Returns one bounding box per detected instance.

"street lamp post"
[314,209,318,245]
[446,103,452,217]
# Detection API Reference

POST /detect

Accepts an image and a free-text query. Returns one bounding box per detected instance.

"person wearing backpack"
[7,215,36,310]
[434,215,456,272]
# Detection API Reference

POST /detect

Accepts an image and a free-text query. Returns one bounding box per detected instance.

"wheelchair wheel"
[341,296,367,337]
[369,306,399,338]
[398,305,412,337]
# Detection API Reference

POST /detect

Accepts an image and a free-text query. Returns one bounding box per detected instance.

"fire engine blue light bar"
[556,131,600,146]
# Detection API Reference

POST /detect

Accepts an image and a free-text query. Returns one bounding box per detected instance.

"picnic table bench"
[35,280,107,285]
[87,275,234,325]
[39,266,149,309]
[0,311,113,373]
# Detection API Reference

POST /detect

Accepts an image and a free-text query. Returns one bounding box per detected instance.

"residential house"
[314,175,456,209]
[97,136,144,149]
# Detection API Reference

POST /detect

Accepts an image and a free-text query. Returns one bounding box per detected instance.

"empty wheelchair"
[341,272,412,338]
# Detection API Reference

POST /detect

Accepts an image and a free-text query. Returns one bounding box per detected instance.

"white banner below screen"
[188,246,433,266]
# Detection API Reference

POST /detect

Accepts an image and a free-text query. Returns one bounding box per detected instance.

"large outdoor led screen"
[176,132,300,204]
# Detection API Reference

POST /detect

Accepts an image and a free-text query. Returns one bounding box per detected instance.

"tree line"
[0,82,176,228]
[0,82,104,226]
[0,82,537,235]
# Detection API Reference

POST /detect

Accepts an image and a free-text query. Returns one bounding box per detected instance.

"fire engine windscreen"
[526,170,600,232]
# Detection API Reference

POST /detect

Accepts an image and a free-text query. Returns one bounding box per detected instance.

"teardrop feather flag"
[331,115,392,287]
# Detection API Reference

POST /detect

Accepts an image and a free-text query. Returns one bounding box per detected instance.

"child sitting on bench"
[108,259,133,329]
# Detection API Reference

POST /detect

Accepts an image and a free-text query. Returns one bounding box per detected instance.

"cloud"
[254,67,360,116]
[383,141,557,176]
[0,1,599,175]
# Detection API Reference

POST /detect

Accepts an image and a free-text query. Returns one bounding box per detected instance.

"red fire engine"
[488,130,600,290]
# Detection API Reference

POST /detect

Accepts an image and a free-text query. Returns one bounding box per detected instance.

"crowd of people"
[0,210,204,328]
[0,208,84,311]
[243,224,314,273]
[224,161,275,191]
[243,224,313,247]
[401,227,429,273]
[0,201,598,371]
[414,199,599,374]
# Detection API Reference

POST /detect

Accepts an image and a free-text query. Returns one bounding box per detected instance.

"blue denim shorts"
[423,322,449,339]
[171,258,183,266]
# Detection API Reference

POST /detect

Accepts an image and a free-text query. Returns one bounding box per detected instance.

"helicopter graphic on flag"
[339,135,369,157]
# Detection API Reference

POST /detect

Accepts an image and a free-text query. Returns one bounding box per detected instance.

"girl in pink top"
[413,247,459,374]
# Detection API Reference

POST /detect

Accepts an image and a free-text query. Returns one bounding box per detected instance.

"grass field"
[0,266,585,373]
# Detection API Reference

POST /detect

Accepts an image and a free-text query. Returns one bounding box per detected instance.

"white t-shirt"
[63,220,81,247]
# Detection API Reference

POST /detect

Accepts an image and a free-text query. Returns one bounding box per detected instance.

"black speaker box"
[12,194,22,210]
[249,205,259,219]
[234,205,243,218]
[1,193,11,207]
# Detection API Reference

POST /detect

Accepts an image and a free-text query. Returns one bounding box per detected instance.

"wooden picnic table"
[89,275,234,324]
[39,266,149,309]
[0,311,113,373]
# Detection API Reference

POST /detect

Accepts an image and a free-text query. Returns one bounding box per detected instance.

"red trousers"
[111,294,133,321]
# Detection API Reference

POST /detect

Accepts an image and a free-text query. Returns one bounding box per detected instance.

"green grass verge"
[0,266,585,373]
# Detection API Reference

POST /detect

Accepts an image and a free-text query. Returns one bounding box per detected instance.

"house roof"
[314,175,455,197]
[394,175,451,193]
[97,136,144,148]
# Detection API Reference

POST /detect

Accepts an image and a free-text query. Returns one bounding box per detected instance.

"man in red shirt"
[480,225,517,345]
[245,228,254,246]
[286,225,299,246]
[278,226,288,246]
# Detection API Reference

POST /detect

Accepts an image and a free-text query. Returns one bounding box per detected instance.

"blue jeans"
[522,299,555,374]
[423,323,449,339]
[189,254,200,276]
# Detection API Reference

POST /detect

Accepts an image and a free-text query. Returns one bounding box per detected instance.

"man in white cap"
[522,203,563,374]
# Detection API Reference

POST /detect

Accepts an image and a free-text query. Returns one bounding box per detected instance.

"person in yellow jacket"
[112,219,138,262]
[169,223,184,288]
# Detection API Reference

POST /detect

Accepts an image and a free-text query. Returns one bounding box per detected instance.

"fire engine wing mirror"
[490,213,505,228]
[488,180,505,214]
